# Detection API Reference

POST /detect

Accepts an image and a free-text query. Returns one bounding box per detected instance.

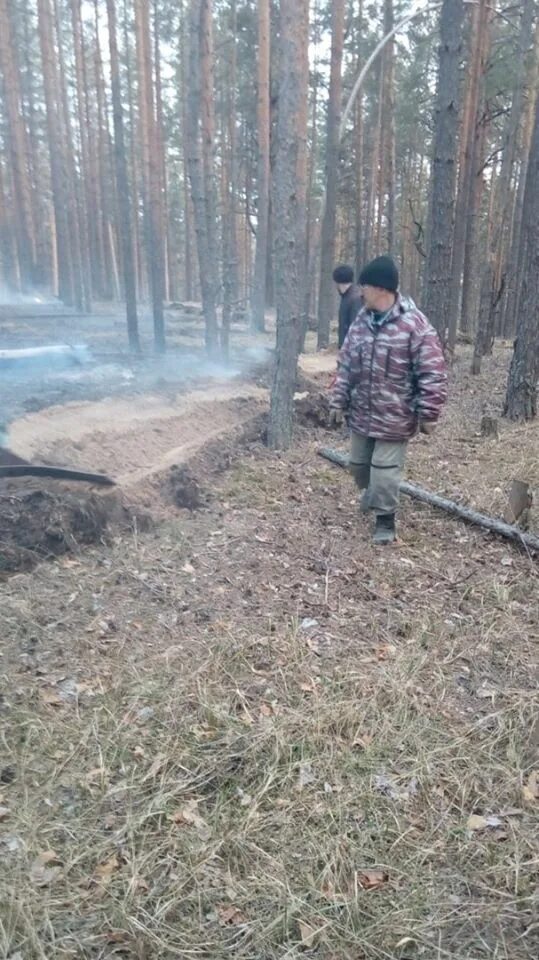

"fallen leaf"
[39,687,63,707]
[170,799,208,833]
[85,766,106,784]
[2,834,23,854]
[182,561,195,574]
[298,761,316,789]
[217,903,247,926]
[106,930,130,944]
[94,854,121,883]
[352,734,373,749]
[357,869,388,890]
[476,682,498,699]
[36,849,62,865]
[144,753,166,780]
[523,770,539,802]
[136,706,154,723]
[467,814,503,832]
[31,850,63,886]
[498,807,523,817]
[373,773,417,801]
[0,806,9,821]
[298,920,318,946]
[306,634,322,655]
[376,644,396,661]
[259,701,274,718]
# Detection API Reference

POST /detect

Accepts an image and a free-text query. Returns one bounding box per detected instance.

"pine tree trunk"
[460,0,490,338]
[37,0,75,305]
[106,0,140,350]
[94,0,114,301]
[472,0,535,372]
[0,0,37,289]
[504,91,539,420]
[186,0,219,355]
[461,111,487,337]
[70,0,93,309]
[153,0,172,302]
[501,6,539,339]
[135,0,166,351]
[123,0,143,299]
[54,0,85,311]
[447,0,487,343]
[354,0,364,274]
[268,0,309,450]
[381,0,396,253]
[251,0,270,333]
[316,0,345,349]
[423,0,464,344]
[222,0,239,356]
[363,62,381,265]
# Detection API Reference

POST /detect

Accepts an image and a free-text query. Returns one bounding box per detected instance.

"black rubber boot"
[373,513,396,545]
[359,489,371,513]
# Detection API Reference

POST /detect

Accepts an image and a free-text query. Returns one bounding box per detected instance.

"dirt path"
[9,380,267,486]
[6,353,332,490]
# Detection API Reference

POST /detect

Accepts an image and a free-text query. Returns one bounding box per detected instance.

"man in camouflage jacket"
[330,255,447,544]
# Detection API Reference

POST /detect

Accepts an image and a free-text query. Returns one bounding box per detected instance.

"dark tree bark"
[447,0,488,344]
[0,0,37,289]
[268,0,309,449]
[186,0,219,355]
[316,0,345,349]
[504,91,539,420]
[251,0,270,333]
[37,0,75,305]
[381,0,396,253]
[472,0,535,373]
[135,0,166,351]
[423,0,464,344]
[106,0,140,350]
[501,4,539,339]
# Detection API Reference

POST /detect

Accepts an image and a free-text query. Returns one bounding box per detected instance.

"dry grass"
[1,347,539,959]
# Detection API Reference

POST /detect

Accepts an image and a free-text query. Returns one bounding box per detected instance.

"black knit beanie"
[332,264,354,284]
[359,255,399,293]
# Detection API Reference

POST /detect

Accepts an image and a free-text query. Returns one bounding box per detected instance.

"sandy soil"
[9,381,268,486]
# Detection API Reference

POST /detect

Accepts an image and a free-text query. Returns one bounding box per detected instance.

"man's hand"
[419,421,436,436]
[329,408,345,428]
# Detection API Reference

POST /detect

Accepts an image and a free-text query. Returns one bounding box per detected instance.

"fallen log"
[318,446,539,554]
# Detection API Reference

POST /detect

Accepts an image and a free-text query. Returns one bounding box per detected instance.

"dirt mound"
[0,481,130,575]
[295,388,332,428]
[168,465,208,509]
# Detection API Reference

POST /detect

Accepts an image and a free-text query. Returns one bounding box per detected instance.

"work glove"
[419,421,436,436]
[329,408,345,428]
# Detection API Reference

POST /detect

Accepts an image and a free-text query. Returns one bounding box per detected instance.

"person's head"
[359,256,399,311]
[332,264,355,295]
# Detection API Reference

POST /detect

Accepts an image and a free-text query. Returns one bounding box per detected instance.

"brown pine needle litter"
[1,348,538,959]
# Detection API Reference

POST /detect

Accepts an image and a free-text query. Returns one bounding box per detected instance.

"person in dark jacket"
[330,255,447,545]
[333,264,363,348]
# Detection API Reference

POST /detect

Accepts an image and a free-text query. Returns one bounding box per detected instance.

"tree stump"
[504,480,533,525]
[481,416,499,439]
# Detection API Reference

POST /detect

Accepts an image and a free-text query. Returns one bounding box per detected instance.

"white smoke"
[0,286,56,306]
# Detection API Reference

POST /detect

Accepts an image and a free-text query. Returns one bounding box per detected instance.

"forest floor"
[0,336,538,959]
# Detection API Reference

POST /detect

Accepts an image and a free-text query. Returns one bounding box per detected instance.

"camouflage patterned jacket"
[330,295,447,441]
